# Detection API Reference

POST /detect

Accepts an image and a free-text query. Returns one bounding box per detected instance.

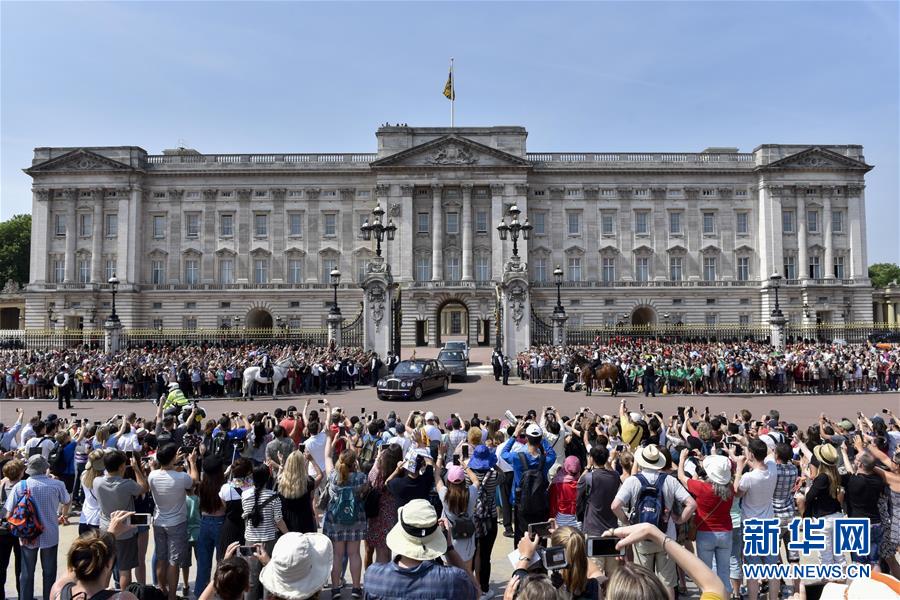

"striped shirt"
[3,475,70,549]
[241,488,283,543]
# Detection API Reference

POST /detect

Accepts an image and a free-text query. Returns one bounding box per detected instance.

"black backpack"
[46,439,66,477]
[207,431,236,462]
[515,451,549,522]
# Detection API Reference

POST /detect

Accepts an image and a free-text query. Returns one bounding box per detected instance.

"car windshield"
[393,362,424,375]
[439,351,464,361]
[445,342,465,350]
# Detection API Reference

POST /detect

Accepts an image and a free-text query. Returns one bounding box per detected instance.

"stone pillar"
[874,301,883,323]
[796,190,808,280]
[398,185,413,282]
[847,185,867,279]
[168,189,185,283]
[271,188,286,282]
[769,312,787,352]
[63,188,77,282]
[823,190,833,279]
[91,189,104,283]
[327,312,342,347]
[304,188,320,283]
[202,188,218,282]
[499,257,530,358]
[362,257,394,358]
[117,189,132,282]
[889,302,897,326]
[551,310,568,347]
[431,185,443,281]
[104,317,123,353]
[31,188,51,284]
[490,184,506,280]
[461,184,473,281]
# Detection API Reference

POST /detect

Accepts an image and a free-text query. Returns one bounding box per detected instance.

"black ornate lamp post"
[107,275,120,323]
[360,202,397,258]
[496,204,532,259]
[769,272,783,318]
[553,265,565,315]
[329,268,342,315]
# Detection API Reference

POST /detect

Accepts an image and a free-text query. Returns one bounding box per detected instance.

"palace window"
[809,256,821,279]
[736,211,749,235]
[52,258,65,283]
[635,211,649,235]
[601,213,615,235]
[832,210,844,233]
[417,212,430,234]
[184,259,199,285]
[567,257,582,282]
[152,215,165,239]
[151,260,165,285]
[601,257,615,283]
[475,254,491,282]
[532,256,547,283]
[253,259,269,284]
[807,210,819,234]
[635,257,650,282]
[78,258,90,283]
[737,256,750,281]
[445,254,460,282]
[105,259,116,281]
[415,255,430,282]
[702,212,716,234]
[567,211,581,235]
[323,213,337,237]
[254,213,269,237]
[79,214,93,237]
[446,212,459,235]
[669,256,683,281]
[783,255,796,280]
[321,257,337,283]
[833,256,845,279]
[104,214,118,238]
[703,256,717,281]
[220,214,234,237]
[289,213,303,236]
[782,210,795,233]
[54,214,66,237]
[533,212,546,235]
[475,210,489,233]
[219,259,234,284]
[185,213,200,238]
[669,212,682,235]
[705,313,718,326]
[739,314,750,326]
[288,259,303,284]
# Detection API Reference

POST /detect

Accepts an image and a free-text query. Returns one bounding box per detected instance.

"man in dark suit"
[643,360,657,397]
[492,349,503,382]
[387,351,400,373]
[502,358,510,386]
[370,353,383,386]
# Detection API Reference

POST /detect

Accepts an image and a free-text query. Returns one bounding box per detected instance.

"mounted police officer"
[260,351,274,379]
[588,343,603,374]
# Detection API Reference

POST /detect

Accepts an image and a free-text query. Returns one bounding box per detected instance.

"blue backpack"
[329,483,359,525]
[632,473,668,531]
[7,481,43,543]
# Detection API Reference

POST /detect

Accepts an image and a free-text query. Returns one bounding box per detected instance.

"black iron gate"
[341,304,364,347]
[392,287,402,357]
[494,284,503,351]
[531,309,553,346]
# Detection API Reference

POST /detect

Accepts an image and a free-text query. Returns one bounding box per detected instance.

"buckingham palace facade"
[24,125,874,347]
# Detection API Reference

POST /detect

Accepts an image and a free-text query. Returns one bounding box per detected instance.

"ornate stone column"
[398,184,413,282]
[63,188,77,283]
[461,184,473,281]
[491,184,506,278]
[362,257,394,358]
[431,184,443,281]
[327,313,342,347]
[887,302,896,326]
[168,189,185,283]
[31,188,51,284]
[304,188,321,283]
[500,257,531,358]
[551,310,568,347]
[823,188,833,280]
[117,187,133,283]
[795,188,808,281]
[202,188,218,283]
[874,301,884,323]
[271,188,287,282]
[91,189,105,283]
[236,188,252,283]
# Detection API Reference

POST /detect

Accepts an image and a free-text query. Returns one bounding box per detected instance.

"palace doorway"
[436,300,469,346]
[246,308,273,330]
[631,306,657,326]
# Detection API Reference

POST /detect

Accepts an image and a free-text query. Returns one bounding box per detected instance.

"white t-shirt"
[116,432,141,452]
[738,460,777,520]
[24,436,56,460]
[305,432,327,472]
[148,469,194,527]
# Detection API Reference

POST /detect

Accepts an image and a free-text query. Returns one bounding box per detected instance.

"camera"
[542,546,568,571]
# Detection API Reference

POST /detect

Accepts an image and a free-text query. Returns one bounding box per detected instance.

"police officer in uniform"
[54,364,72,410]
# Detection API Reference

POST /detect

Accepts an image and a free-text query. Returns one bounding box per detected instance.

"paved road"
[3,346,898,599]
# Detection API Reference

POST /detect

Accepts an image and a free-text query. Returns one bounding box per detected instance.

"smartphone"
[129,513,152,526]
[730,443,743,456]
[317,399,325,404]
[504,410,517,424]
[37,411,42,419]
[94,421,101,426]
[883,408,890,414]
[373,411,378,420]
[125,451,135,460]
[586,537,621,557]
[70,412,78,417]
[528,521,553,538]
[677,406,685,421]
[415,454,425,473]
[639,403,644,411]
[462,445,469,460]
[361,407,366,414]
[804,582,826,600]
[237,545,256,557]
[179,446,194,455]
[473,412,479,419]
[542,545,568,571]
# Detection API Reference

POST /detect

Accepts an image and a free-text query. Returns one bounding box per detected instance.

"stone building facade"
[24,125,874,346]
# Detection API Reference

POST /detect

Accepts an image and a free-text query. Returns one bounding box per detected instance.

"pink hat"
[447,465,466,484]
[564,455,582,475]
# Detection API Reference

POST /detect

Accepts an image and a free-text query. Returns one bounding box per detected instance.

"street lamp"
[496,204,532,258]
[553,265,565,315]
[329,268,342,315]
[360,202,397,258]
[769,272,783,318]
[107,275,120,322]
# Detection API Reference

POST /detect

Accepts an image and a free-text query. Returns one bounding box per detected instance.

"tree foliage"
[869,262,900,289]
[0,214,31,287]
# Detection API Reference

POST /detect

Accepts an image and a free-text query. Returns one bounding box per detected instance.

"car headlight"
[377,379,385,386]
[401,381,412,388]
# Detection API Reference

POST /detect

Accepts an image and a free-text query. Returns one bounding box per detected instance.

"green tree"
[869,262,900,289]
[0,214,31,286]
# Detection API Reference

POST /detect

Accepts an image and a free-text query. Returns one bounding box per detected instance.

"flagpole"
[450,57,455,127]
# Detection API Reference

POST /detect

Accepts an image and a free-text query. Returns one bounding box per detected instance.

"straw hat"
[258,533,332,600]
[385,499,447,561]
[813,444,838,467]
[635,445,667,471]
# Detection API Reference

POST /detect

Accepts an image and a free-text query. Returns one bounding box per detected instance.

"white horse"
[241,357,295,399]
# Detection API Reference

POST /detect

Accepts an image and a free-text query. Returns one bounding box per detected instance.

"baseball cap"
[525,423,543,438]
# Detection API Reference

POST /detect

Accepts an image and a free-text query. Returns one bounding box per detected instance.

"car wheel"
[442,378,450,392]
[377,393,386,401]
[413,385,424,400]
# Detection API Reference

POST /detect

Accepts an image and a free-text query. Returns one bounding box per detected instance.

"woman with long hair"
[434,455,479,570]
[468,444,500,597]
[246,420,271,465]
[804,444,846,565]
[78,451,107,534]
[677,450,734,596]
[278,450,319,534]
[193,457,226,598]
[549,526,605,599]
[364,444,402,567]
[217,457,253,558]
[322,424,367,599]
[241,465,288,600]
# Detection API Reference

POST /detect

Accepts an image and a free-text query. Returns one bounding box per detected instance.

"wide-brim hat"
[468,444,497,471]
[703,455,732,485]
[385,499,447,561]
[813,443,838,467]
[26,455,49,476]
[259,532,332,600]
[635,445,667,470]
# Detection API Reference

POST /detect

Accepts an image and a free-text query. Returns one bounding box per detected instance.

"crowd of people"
[1,383,899,600]
[515,340,900,394]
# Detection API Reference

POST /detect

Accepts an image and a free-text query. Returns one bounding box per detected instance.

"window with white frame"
[52,258,65,283]
[415,255,430,281]
[567,211,581,235]
[357,259,370,283]
[703,256,717,281]
[532,256,546,283]
[782,210,795,233]
[79,214,93,237]
[736,211,749,235]
[78,258,90,283]
[833,256,845,279]
[152,215,165,238]
[323,213,337,236]
[809,255,821,279]
[219,259,234,284]
[288,259,303,284]
[783,255,796,280]
[321,257,337,283]
[702,212,716,234]
[220,214,234,237]
[739,314,750,326]
[601,257,615,282]
[152,318,164,329]
[669,212,682,234]
[184,258,199,285]
[601,213,615,235]
[54,214,66,237]
[832,210,843,233]
[475,254,490,282]
[635,257,650,282]
[185,317,198,330]
[104,214,117,237]
[807,209,819,233]
[705,313,718,326]
[417,212,430,233]
[669,256,683,281]
[533,212,546,235]
[289,213,303,236]
[446,212,459,235]
[185,213,200,238]
[567,257,582,282]
[253,258,269,284]
[151,260,165,285]
[105,259,116,281]
[254,213,268,237]
[737,256,750,281]
[445,254,460,282]
[475,210,488,233]
[635,211,649,234]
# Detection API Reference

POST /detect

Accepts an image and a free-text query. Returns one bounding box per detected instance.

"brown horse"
[570,354,620,396]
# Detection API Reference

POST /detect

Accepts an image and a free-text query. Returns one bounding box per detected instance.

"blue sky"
[2,1,898,263]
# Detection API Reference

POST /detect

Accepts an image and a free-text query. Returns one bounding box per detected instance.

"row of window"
[151,256,381,286]
[49,257,116,283]
[528,256,741,283]
[782,209,845,234]
[54,214,117,238]
[525,210,752,237]
[153,212,334,239]
[783,255,847,280]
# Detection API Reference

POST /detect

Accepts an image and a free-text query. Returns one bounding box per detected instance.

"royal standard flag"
[443,70,454,100]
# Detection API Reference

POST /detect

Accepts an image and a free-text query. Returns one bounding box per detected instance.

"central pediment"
[24,149,137,175]
[370,134,532,168]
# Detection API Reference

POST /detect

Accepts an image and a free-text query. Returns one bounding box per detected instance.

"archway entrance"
[631,306,656,326]
[0,307,21,329]
[436,300,469,347]
[246,308,273,330]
